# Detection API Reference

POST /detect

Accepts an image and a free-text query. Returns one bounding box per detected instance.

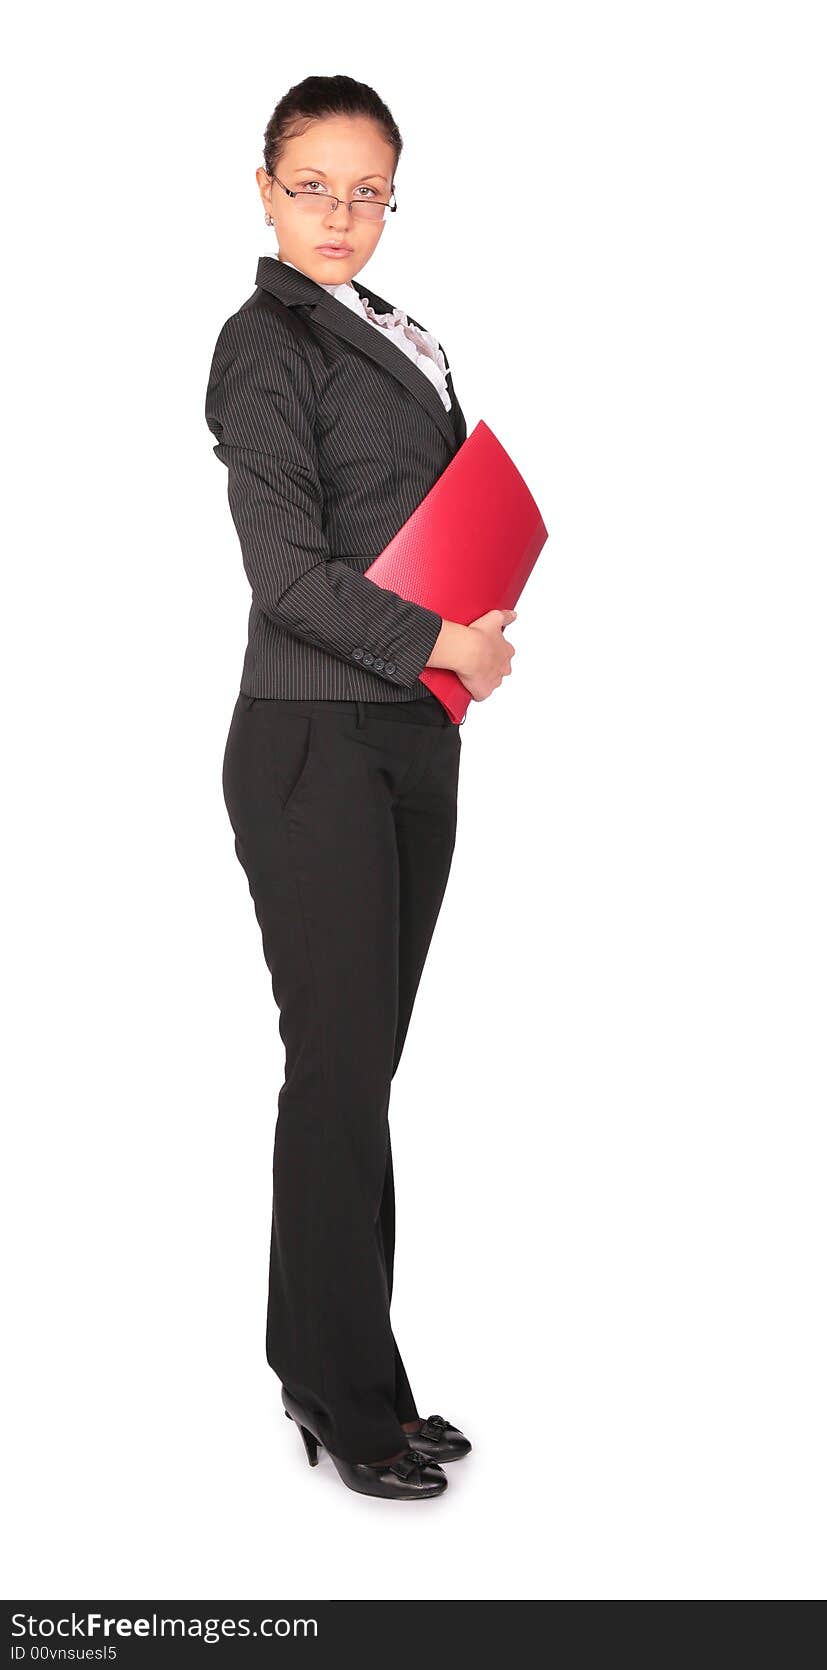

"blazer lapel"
[255,256,460,455]
[352,276,468,453]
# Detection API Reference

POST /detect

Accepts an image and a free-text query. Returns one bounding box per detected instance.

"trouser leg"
[375,1133,419,1425]
[380,715,462,1424]
[222,695,460,1463]
[392,736,460,1076]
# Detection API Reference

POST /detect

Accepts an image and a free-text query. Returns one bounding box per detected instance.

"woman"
[205,74,517,1501]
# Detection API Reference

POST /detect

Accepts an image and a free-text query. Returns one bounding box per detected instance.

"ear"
[255,165,273,215]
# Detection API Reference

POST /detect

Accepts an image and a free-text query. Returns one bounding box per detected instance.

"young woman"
[205,73,516,1501]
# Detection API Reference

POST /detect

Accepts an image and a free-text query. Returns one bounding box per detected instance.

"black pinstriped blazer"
[205,254,468,701]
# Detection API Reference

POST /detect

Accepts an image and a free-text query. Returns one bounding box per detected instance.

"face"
[257,115,396,287]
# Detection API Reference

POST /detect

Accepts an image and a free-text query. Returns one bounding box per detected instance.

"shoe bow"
[419,1413,451,1441]
[389,1448,432,1478]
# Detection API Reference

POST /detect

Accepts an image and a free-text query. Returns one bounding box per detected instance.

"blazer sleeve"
[205,310,444,688]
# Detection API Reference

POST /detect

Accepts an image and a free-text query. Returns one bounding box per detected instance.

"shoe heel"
[298,1423,320,1466]
[284,1408,319,1466]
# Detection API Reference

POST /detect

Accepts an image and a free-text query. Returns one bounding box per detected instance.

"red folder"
[365,419,548,723]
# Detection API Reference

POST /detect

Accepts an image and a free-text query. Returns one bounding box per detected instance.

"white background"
[3,0,825,1602]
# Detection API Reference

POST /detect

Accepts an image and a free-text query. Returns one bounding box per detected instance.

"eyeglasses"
[269,172,398,223]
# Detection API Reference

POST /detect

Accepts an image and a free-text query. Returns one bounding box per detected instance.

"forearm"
[271,559,444,688]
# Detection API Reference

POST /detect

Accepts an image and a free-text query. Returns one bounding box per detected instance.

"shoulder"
[205,289,316,430]
[208,287,310,380]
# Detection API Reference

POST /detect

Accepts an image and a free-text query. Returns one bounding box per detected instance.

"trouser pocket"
[223,702,316,836]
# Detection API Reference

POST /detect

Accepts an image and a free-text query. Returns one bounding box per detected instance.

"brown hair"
[263,74,402,186]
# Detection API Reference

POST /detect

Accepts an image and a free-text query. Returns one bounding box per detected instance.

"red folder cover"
[365,419,548,723]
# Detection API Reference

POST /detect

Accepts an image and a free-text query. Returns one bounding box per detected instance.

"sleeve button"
[351,647,364,661]
[385,661,396,674]
[373,657,385,671]
[363,653,375,666]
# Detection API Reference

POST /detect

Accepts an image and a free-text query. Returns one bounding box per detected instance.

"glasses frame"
[269,171,398,220]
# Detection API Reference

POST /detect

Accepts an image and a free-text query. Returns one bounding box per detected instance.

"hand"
[426,609,519,699]
[455,609,518,701]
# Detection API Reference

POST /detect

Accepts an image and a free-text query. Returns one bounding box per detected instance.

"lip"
[317,244,353,256]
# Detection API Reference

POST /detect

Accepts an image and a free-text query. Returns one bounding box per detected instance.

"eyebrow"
[291,166,388,184]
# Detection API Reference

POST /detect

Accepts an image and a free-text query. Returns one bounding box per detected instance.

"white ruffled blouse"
[278,257,452,412]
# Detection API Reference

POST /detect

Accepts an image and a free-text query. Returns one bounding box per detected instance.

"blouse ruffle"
[356,294,452,412]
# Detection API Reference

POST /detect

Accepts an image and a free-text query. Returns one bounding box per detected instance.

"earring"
[264,212,274,226]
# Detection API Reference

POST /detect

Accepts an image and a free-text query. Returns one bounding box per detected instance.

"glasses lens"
[293,192,389,222]
[294,192,338,213]
[351,200,387,221]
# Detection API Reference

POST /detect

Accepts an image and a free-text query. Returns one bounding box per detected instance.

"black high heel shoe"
[281,1388,448,1500]
[405,1413,472,1462]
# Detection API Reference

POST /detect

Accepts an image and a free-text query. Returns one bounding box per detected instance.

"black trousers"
[222,688,462,1463]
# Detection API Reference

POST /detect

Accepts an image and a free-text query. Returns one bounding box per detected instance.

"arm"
[205,311,445,688]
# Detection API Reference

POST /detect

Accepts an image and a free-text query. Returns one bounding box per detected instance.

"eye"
[295,180,380,199]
